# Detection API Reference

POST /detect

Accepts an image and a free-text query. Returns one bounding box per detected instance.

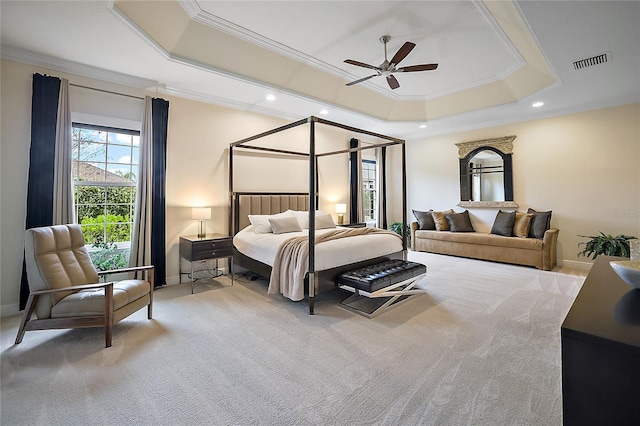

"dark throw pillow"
[527,208,552,239]
[491,210,516,237]
[445,210,475,232]
[413,209,435,230]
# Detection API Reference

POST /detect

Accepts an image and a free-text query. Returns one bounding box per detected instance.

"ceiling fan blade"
[389,42,416,66]
[386,75,400,90]
[346,74,377,86]
[397,63,439,73]
[344,59,379,70]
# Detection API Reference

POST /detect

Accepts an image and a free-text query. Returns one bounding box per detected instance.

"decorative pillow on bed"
[512,212,534,238]
[431,209,455,231]
[445,210,475,232]
[490,210,516,237]
[291,210,328,229]
[527,208,553,239]
[248,211,293,234]
[413,209,435,230]
[314,213,336,229]
[268,216,302,234]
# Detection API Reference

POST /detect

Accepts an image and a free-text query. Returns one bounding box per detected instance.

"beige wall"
[405,103,640,265]
[0,59,355,315]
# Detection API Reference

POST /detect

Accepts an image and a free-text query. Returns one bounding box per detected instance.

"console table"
[179,234,233,293]
[561,255,640,425]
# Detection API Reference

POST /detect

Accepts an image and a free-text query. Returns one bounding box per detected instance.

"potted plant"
[390,221,411,245]
[577,232,638,259]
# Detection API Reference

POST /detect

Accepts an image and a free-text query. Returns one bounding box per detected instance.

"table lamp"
[335,203,347,225]
[192,207,211,238]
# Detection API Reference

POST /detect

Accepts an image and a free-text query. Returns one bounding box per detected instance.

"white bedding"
[233,225,403,271]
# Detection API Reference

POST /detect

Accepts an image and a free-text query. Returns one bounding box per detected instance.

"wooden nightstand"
[179,233,233,293]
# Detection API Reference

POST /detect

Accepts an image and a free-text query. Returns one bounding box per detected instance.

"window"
[72,123,139,245]
[362,159,377,221]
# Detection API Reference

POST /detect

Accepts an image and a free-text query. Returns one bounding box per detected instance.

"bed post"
[402,141,408,260]
[308,117,316,315]
[229,146,234,236]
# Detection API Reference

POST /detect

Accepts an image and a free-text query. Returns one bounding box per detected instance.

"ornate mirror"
[456,136,517,208]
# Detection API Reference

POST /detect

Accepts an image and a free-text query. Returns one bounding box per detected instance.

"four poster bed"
[228,116,409,314]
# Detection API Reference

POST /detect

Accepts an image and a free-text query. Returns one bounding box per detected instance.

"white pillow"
[268,216,302,234]
[291,210,327,229]
[315,213,336,229]
[248,211,292,234]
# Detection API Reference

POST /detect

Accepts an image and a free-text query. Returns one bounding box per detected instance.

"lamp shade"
[335,204,347,214]
[192,207,211,220]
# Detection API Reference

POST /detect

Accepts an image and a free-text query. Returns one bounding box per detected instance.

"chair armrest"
[29,282,114,296]
[97,265,154,276]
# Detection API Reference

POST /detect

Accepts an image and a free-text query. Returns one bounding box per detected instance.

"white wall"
[406,103,640,265]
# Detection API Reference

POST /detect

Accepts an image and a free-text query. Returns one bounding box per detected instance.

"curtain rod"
[69,83,145,100]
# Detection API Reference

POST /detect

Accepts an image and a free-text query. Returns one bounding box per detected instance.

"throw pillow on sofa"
[527,208,552,239]
[445,210,475,232]
[491,210,516,236]
[431,209,455,231]
[512,212,534,238]
[413,209,435,230]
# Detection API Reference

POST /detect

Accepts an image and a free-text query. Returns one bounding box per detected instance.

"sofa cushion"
[527,208,552,239]
[413,209,435,230]
[432,209,455,231]
[445,210,475,232]
[491,210,516,237]
[513,212,534,238]
[415,230,543,250]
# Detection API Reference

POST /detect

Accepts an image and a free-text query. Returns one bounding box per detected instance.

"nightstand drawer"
[192,239,232,253]
[179,235,233,262]
[192,246,232,261]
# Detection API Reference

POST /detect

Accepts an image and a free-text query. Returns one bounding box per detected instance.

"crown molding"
[1,45,158,90]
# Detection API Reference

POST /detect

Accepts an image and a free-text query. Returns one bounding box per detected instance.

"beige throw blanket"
[268,227,402,301]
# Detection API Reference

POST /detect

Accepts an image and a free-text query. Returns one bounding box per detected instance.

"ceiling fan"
[344,35,438,90]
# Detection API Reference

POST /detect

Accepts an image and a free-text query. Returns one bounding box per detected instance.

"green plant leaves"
[577,233,638,259]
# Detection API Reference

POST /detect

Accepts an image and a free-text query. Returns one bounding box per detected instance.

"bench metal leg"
[338,274,426,318]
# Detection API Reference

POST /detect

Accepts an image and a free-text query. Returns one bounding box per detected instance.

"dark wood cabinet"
[179,234,233,292]
[561,256,640,425]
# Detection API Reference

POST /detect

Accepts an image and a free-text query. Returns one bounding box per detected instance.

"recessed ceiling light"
[266,94,276,101]
[319,109,328,115]
[532,101,544,108]
[419,124,427,128]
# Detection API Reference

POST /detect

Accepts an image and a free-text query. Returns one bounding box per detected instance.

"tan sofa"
[411,222,559,270]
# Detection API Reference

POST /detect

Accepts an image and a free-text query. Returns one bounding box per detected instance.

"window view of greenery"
[362,160,377,221]
[72,124,139,246]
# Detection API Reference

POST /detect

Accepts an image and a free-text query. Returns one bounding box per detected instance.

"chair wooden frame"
[15,265,154,348]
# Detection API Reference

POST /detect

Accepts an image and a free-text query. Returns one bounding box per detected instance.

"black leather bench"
[337,259,427,317]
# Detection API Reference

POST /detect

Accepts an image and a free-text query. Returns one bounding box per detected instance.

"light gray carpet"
[0,252,584,425]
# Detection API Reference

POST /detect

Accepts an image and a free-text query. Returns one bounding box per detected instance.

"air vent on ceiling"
[573,52,610,70]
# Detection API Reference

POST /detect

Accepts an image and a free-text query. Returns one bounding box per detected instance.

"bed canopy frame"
[228,116,407,314]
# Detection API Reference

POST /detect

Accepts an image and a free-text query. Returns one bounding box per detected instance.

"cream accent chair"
[16,224,154,347]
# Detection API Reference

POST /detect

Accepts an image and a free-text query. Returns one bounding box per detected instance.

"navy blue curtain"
[380,147,388,229]
[349,138,359,224]
[20,74,61,309]
[151,98,169,287]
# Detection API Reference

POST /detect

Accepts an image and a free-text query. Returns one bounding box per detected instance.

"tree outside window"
[72,124,139,245]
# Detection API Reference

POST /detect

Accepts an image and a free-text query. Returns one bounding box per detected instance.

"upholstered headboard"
[232,193,310,234]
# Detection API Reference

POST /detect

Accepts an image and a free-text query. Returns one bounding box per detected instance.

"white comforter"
[233,226,403,272]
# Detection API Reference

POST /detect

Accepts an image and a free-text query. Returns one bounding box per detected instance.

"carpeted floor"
[0,252,585,425]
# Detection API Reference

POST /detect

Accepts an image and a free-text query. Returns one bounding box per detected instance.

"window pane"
[107,144,132,164]
[106,223,131,243]
[80,223,105,244]
[128,165,138,183]
[106,186,134,204]
[106,204,132,220]
[75,185,106,204]
[79,128,106,143]
[132,135,140,147]
[131,146,139,164]
[108,132,132,146]
[106,164,131,182]
[78,141,106,162]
